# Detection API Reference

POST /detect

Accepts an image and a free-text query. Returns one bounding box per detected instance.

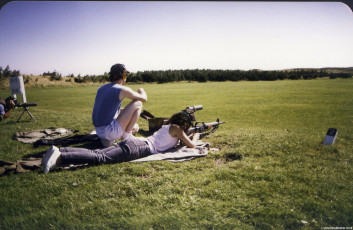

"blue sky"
[0,1,352,76]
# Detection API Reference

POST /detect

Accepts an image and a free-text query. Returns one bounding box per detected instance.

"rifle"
[15,103,37,108]
[188,118,225,139]
[141,105,225,138]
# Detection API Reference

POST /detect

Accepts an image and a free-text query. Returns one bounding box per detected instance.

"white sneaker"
[41,145,54,166]
[42,145,61,174]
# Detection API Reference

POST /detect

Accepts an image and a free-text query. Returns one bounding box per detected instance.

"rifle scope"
[15,103,37,108]
[186,105,203,112]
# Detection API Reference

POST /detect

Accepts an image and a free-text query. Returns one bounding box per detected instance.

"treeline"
[0,65,20,81]
[42,71,63,81]
[126,69,352,83]
[40,71,110,83]
[70,73,109,83]
[1,65,352,85]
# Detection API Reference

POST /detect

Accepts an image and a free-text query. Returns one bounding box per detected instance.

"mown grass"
[0,78,352,229]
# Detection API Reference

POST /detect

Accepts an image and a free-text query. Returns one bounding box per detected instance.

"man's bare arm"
[119,87,147,102]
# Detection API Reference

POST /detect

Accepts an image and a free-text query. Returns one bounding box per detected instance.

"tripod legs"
[17,107,36,122]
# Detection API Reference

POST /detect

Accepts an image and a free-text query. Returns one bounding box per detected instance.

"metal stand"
[17,106,36,122]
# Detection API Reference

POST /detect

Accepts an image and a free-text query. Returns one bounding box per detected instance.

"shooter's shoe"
[41,145,54,166]
[42,145,61,174]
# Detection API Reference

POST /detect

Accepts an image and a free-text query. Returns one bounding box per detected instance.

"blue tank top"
[92,83,123,127]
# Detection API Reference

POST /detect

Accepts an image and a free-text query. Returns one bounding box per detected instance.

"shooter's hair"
[5,96,15,104]
[167,111,195,132]
[109,63,127,82]
[5,96,16,110]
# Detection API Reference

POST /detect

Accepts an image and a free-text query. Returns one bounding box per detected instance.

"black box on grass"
[324,128,338,145]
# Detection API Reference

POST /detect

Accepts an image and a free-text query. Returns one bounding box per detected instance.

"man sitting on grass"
[92,63,147,147]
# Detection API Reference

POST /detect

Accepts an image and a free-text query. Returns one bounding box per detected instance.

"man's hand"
[137,88,147,101]
[9,100,15,109]
[137,88,146,95]
[205,124,213,131]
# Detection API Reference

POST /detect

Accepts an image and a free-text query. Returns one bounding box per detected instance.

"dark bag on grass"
[33,133,99,148]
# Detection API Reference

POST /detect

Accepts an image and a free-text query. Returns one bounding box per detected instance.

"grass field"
[0,79,352,229]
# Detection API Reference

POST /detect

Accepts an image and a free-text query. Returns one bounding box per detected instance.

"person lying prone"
[42,111,210,174]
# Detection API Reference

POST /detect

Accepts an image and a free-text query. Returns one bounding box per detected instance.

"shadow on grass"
[223,152,243,161]
[138,129,153,137]
[215,151,244,166]
[23,150,46,159]
[0,119,34,125]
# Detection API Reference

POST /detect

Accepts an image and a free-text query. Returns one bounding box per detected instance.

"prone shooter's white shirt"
[138,124,179,154]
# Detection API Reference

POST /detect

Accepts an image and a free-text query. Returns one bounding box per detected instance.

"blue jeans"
[60,138,151,165]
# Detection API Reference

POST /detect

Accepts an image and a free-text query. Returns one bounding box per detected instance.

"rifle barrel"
[205,121,225,126]
[187,121,225,133]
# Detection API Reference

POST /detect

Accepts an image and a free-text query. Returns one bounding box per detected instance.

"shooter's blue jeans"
[60,138,151,165]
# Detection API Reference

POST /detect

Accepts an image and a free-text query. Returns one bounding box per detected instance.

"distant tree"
[49,71,62,81]
[11,70,20,77]
[74,76,84,83]
[3,65,11,78]
[0,65,20,80]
